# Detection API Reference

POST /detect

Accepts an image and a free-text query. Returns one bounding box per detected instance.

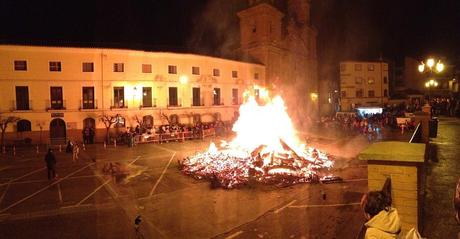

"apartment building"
[339,61,389,111]
[0,45,265,143]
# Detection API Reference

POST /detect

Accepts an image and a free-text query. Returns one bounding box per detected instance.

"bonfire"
[179,89,333,188]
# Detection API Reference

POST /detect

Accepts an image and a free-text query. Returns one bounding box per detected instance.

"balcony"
[46,100,66,111]
[110,99,128,109]
[167,98,182,108]
[79,99,98,110]
[11,100,33,111]
[212,98,224,106]
[140,98,157,108]
[191,97,205,107]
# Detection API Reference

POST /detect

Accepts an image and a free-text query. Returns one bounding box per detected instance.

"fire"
[180,90,333,188]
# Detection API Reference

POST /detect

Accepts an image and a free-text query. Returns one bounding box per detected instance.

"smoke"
[186,0,246,58]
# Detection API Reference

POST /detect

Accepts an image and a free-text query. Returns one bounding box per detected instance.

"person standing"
[72,142,79,162]
[44,148,57,180]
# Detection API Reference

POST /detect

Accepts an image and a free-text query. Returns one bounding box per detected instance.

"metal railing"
[46,100,66,110]
[140,98,157,108]
[110,99,128,109]
[191,97,205,107]
[11,100,33,111]
[79,99,98,110]
[167,98,182,107]
[212,98,224,106]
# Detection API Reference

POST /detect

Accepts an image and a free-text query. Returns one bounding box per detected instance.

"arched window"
[17,119,32,132]
[114,116,125,128]
[143,115,154,129]
[170,114,179,125]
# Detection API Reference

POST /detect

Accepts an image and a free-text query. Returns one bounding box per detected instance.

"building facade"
[339,61,389,111]
[237,0,319,124]
[0,45,265,144]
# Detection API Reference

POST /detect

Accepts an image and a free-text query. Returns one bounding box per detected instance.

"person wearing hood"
[362,190,401,239]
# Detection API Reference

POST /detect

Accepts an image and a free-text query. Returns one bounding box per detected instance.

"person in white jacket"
[362,190,402,239]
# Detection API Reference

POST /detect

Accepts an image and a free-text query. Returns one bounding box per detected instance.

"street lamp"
[418,58,444,105]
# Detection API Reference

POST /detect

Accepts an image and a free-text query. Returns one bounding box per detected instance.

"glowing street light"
[418,58,444,73]
[426,58,435,68]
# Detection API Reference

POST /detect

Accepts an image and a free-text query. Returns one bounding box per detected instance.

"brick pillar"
[359,141,426,234]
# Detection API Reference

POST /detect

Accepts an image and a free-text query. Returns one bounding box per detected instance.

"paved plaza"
[0,119,458,238]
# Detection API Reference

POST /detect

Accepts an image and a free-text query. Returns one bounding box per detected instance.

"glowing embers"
[179,91,334,189]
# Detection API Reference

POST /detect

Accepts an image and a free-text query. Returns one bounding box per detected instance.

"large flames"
[179,90,333,188]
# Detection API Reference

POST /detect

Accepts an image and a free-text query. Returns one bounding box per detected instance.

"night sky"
[1,0,460,78]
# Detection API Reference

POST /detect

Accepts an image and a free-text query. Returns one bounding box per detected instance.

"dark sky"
[1,0,460,76]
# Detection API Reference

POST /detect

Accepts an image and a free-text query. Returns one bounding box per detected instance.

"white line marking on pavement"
[152,144,176,153]
[76,178,112,206]
[274,200,297,214]
[0,174,106,186]
[0,163,94,214]
[0,183,11,206]
[57,183,63,203]
[128,156,141,166]
[0,167,46,186]
[288,202,361,208]
[225,231,244,239]
[149,152,176,197]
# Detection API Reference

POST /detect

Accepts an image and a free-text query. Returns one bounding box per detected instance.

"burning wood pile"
[179,89,334,189]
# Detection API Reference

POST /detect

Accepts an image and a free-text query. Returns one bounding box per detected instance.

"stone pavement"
[423,117,460,238]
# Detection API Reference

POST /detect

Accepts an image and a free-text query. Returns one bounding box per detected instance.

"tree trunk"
[105,127,110,143]
[1,130,5,147]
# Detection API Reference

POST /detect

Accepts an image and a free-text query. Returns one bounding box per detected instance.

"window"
[383,77,388,84]
[49,61,61,72]
[232,70,238,78]
[254,73,259,80]
[368,90,375,97]
[255,89,260,101]
[368,77,375,84]
[192,66,200,75]
[168,65,177,74]
[340,64,346,72]
[356,89,363,98]
[142,87,152,107]
[17,120,31,132]
[14,60,27,71]
[213,88,221,105]
[232,88,239,105]
[192,87,201,106]
[82,62,94,72]
[368,64,374,71]
[168,87,178,106]
[50,87,64,109]
[113,63,124,72]
[354,64,362,71]
[383,64,388,71]
[15,86,29,110]
[113,87,125,108]
[213,68,220,77]
[341,91,346,98]
[142,64,152,73]
[82,87,95,109]
[384,89,388,97]
[355,77,363,84]
[143,115,154,129]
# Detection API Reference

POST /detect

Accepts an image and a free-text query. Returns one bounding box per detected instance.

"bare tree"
[134,115,146,129]
[99,114,120,143]
[0,116,20,147]
[160,112,171,126]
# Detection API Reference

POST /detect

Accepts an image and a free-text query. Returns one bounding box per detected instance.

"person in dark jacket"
[44,148,57,180]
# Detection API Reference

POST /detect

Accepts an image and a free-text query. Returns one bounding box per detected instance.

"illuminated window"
[113,63,124,72]
[49,61,61,72]
[368,77,375,84]
[142,64,152,73]
[142,87,152,107]
[82,62,94,72]
[14,60,27,71]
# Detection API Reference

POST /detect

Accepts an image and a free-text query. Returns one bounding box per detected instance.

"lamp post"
[418,58,444,105]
